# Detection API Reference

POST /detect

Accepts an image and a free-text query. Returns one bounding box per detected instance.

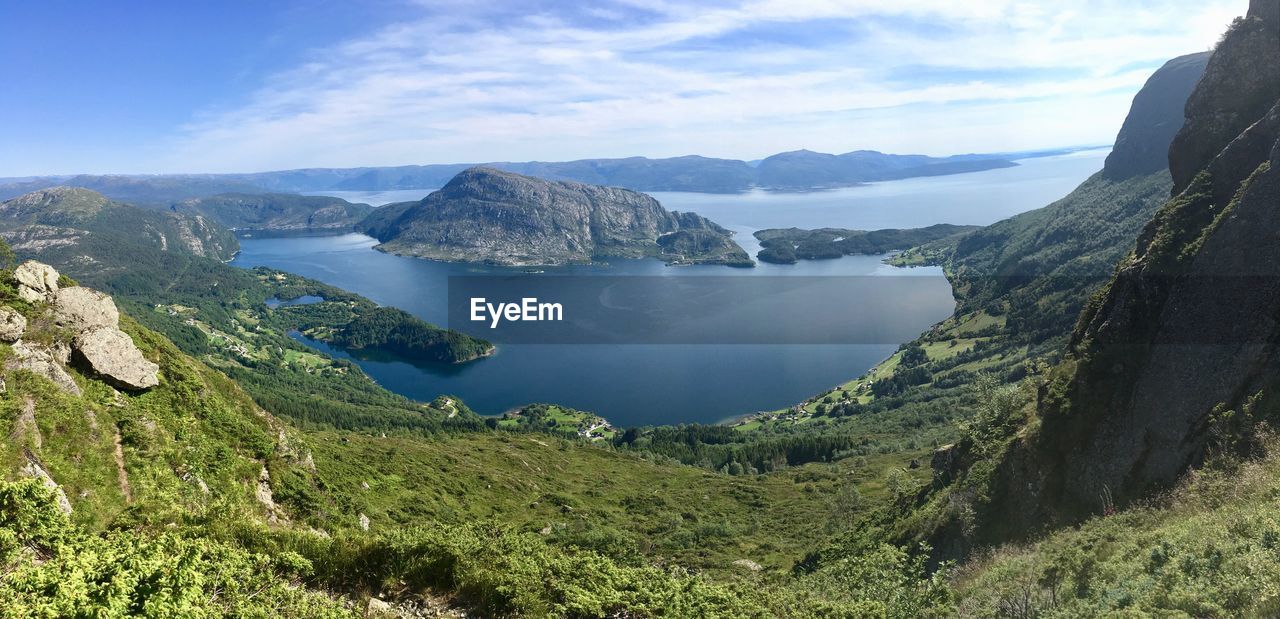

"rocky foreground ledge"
[3,260,159,393]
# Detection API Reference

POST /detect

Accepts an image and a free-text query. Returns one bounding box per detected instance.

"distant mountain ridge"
[361,167,753,267]
[0,174,264,206]
[0,186,238,265]
[173,193,373,232]
[753,150,1018,191]
[0,147,1046,204]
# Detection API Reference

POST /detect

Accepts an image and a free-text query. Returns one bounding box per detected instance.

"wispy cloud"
[163,0,1241,173]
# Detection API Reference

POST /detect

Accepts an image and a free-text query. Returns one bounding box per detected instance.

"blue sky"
[0,0,1242,175]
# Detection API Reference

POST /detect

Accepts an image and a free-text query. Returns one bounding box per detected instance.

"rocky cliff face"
[362,167,752,266]
[1104,52,1211,180]
[987,0,1280,538]
[1168,1,1280,193]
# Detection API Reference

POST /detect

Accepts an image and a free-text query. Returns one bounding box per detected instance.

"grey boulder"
[73,327,159,390]
[54,287,119,332]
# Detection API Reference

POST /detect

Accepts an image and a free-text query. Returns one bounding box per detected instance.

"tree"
[900,344,929,368]
[963,373,1029,455]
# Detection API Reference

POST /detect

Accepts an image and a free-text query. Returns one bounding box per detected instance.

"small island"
[360,167,753,267]
[753,224,979,264]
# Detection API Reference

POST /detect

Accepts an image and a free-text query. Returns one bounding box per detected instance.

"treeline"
[220,361,485,434]
[754,224,978,264]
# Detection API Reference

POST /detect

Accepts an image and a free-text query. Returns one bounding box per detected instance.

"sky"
[0,0,1242,176]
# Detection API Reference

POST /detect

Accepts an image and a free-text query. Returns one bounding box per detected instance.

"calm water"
[250,150,1106,425]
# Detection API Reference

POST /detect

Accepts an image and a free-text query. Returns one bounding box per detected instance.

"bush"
[0,479,350,618]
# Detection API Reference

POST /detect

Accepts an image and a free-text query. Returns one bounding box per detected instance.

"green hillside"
[174,193,374,232]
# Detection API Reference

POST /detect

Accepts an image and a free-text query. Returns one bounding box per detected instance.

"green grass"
[954,440,1280,616]
[496,403,617,440]
[303,430,836,576]
[0,304,304,532]
[949,311,1004,336]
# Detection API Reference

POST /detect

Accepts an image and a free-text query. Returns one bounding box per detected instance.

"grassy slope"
[306,430,831,575]
[954,441,1280,616]
[0,310,300,529]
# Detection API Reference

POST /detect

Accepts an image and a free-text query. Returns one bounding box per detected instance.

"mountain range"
[0,148,1043,205]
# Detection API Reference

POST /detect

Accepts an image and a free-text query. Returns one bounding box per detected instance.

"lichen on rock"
[53,286,119,332]
[8,340,81,395]
[13,260,59,303]
[0,306,27,342]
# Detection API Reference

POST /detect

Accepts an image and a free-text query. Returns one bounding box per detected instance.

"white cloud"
[160,0,1243,173]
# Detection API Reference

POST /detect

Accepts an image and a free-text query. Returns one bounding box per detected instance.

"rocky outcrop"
[14,260,59,303]
[361,167,752,266]
[21,452,72,516]
[365,598,394,618]
[9,397,41,449]
[5,261,159,393]
[256,466,287,525]
[9,340,81,395]
[74,327,160,390]
[931,443,961,485]
[1168,2,1280,193]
